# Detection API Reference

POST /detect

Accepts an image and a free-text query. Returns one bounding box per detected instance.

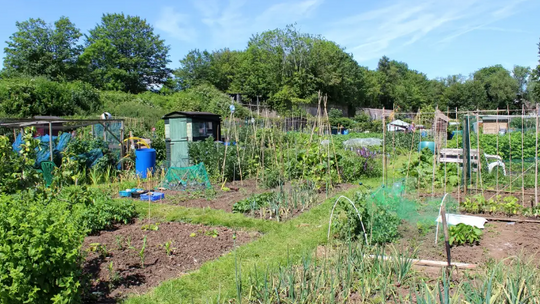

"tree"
[373,56,437,112]
[175,49,213,90]
[473,65,518,109]
[512,65,530,101]
[229,25,367,112]
[444,79,487,110]
[81,13,171,93]
[531,39,540,103]
[209,49,245,92]
[3,17,82,80]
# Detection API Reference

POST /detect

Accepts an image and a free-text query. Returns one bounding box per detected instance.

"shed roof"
[388,119,410,127]
[434,110,450,122]
[162,111,221,120]
[481,115,513,121]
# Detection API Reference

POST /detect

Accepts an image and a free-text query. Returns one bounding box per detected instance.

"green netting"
[159,163,212,191]
[369,180,459,225]
[93,122,122,147]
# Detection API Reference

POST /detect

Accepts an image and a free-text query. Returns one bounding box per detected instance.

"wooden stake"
[534,104,538,207]
[120,120,125,170]
[221,111,234,183]
[48,122,53,162]
[456,107,460,204]
[382,107,386,186]
[432,106,438,198]
[485,217,540,224]
[508,105,512,192]
[496,108,499,198]
[404,109,419,194]
[476,110,483,196]
[365,255,476,269]
[522,104,525,206]
[440,205,452,268]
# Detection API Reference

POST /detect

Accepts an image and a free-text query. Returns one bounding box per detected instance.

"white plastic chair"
[483,153,507,176]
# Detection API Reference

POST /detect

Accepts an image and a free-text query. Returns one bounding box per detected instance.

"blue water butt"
[135,148,156,178]
[418,141,435,154]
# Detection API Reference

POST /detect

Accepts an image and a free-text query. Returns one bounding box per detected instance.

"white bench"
[438,148,506,176]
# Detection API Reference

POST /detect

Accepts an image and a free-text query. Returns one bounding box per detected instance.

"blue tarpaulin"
[12,133,73,167]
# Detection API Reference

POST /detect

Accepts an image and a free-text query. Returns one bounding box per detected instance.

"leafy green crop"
[232,192,276,213]
[60,186,136,234]
[0,186,137,302]
[461,194,523,216]
[0,193,85,303]
[449,223,482,246]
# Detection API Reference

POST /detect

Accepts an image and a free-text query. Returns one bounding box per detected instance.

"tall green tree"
[531,39,540,103]
[374,56,438,112]
[444,79,487,110]
[209,49,245,92]
[231,25,367,112]
[81,13,171,93]
[512,65,530,101]
[3,17,82,80]
[473,65,518,109]
[175,49,212,89]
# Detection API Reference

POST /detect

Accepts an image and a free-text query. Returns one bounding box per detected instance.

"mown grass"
[124,185,361,303]
[132,200,279,233]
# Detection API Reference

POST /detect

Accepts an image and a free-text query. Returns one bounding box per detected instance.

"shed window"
[192,121,213,137]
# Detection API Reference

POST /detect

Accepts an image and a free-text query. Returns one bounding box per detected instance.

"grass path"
[123,183,377,303]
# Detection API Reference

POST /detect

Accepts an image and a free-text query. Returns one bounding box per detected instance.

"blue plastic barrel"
[135,148,156,178]
[418,141,435,154]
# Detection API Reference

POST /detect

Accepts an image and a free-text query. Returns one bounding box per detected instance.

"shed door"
[169,117,187,141]
[169,141,189,167]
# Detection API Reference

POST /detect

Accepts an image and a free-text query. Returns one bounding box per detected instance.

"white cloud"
[191,0,324,49]
[324,0,532,62]
[256,0,323,24]
[155,7,197,42]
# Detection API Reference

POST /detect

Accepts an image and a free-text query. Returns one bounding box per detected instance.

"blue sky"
[0,0,538,79]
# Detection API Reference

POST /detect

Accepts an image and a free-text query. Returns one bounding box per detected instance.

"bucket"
[135,148,156,178]
[418,141,435,154]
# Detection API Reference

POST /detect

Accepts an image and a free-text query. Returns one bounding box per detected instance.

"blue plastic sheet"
[12,133,23,153]
[12,133,73,167]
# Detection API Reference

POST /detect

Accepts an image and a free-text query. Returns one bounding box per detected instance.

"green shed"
[162,111,221,167]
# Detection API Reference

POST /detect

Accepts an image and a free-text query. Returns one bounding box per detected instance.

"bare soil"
[397,220,540,265]
[82,220,257,303]
[149,180,358,221]
[151,179,265,212]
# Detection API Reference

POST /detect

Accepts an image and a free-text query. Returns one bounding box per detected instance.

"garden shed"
[387,120,410,132]
[481,115,510,134]
[162,111,221,168]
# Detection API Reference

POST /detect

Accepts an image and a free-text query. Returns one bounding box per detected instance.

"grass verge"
[132,200,279,233]
[124,185,361,303]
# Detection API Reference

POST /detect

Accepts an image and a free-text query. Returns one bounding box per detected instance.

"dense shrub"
[0,77,101,117]
[0,191,85,303]
[101,84,248,129]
